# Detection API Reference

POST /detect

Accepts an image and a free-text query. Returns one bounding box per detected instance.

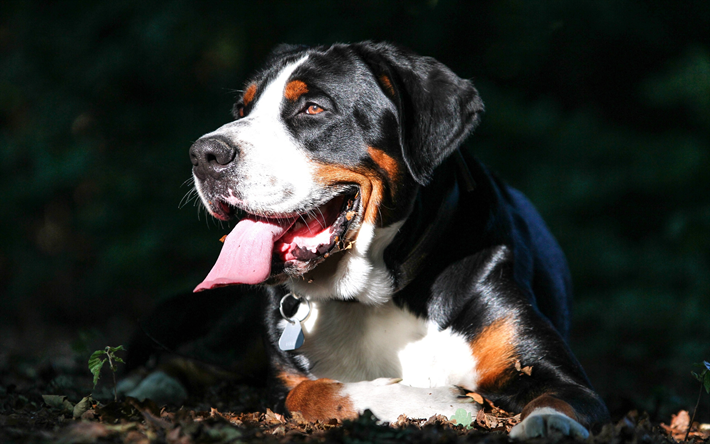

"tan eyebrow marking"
[284,80,309,101]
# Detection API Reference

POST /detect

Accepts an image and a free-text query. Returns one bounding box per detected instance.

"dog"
[183,41,609,439]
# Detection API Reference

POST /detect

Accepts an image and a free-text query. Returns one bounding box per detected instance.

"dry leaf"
[270,425,286,435]
[290,411,308,425]
[467,392,485,404]
[660,410,704,441]
[264,408,285,424]
[514,360,532,376]
[476,409,487,427]
[670,410,690,430]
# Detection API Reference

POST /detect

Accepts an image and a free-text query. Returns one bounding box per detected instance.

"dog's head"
[190,42,483,303]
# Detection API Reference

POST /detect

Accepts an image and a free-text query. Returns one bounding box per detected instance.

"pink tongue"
[194,217,296,292]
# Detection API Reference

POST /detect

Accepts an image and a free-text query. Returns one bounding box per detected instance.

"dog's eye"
[304,104,324,115]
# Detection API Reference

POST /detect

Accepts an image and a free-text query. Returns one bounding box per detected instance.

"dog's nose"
[189,136,238,180]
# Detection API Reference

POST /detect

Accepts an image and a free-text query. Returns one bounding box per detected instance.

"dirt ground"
[1,328,708,444]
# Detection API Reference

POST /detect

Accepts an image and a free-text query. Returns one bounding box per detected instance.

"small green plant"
[450,408,473,429]
[89,345,126,402]
[685,360,710,442]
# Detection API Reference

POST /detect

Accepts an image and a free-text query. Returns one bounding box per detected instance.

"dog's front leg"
[284,378,357,421]
[285,378,478,423]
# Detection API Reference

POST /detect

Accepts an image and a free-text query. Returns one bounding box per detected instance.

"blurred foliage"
[1,0,709,421]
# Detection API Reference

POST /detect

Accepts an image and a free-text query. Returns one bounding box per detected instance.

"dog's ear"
[353,42,484,185]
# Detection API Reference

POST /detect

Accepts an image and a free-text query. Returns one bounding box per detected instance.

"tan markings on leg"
[521,394,579,422]
[285,378,357,421]
[314,165,384,225]
[243,83,257,106]
[470,318,518,390]
[367,147,399,198]
[284,80,308,102]
[378,75,395,96]
[277,371,310,390]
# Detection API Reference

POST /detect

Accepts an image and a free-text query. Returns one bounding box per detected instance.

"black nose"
[189,136,238,180]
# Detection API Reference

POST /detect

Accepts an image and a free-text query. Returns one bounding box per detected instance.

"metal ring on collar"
[279,293,310,324]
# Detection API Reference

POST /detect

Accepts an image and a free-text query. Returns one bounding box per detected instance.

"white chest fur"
[295,300,480,391]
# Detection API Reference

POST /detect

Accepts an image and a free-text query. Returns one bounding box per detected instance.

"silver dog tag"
[279,321,304,351]
[278,293,311,351]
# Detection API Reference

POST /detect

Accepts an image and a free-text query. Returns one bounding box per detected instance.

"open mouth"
[194,190,360,292]
[275,193,359,264]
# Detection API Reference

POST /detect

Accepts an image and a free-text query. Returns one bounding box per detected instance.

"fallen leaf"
[670,410,690,430]
[139,406,173,431]
[466,392,484,404]
[42,394,73,413]
[476,409,487,427]
[264,408,285,424]
[514,360,533,376]
[290,411,308,425]
[72,396,92,419]
[660,410,707,441]
[270,425,286,435]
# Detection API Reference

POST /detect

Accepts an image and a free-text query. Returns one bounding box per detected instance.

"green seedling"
[450,408,473,429]
[685,360,710,442]
[89,345,126,402]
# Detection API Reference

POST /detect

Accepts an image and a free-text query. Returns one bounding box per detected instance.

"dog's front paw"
[510,407,589,440]
[343,379,478,423]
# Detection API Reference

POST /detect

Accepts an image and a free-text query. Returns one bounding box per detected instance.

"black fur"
[352,42,484,185]
[130,41,609,432]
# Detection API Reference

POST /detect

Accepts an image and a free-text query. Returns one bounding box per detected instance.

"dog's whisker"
[314,207,326,230]
[179,188,198,209]
[181,176,195,188]
[298,213,312,234]
[306,209,320,234]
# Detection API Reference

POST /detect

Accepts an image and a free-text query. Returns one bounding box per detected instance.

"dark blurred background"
[1,0,708,422]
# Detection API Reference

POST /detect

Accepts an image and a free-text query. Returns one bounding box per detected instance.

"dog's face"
[190,42,483,303]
